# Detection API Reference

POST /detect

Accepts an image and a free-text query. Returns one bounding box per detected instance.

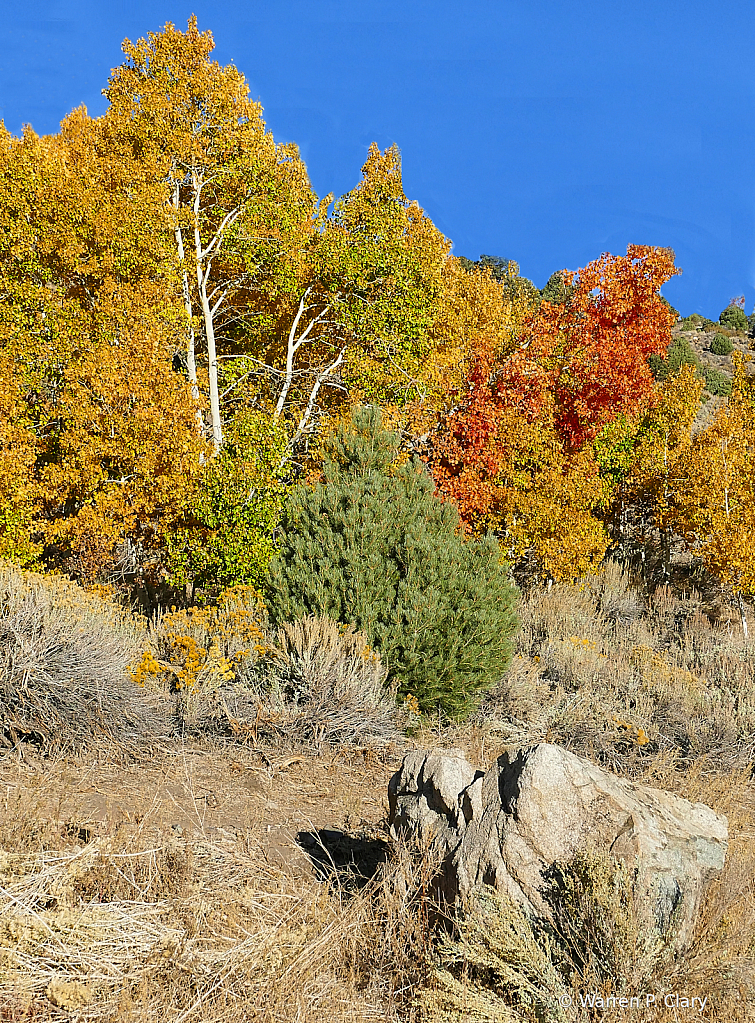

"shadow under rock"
[296,828,389,889]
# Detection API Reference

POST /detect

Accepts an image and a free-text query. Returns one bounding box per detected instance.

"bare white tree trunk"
[173,167,347,463]
[172,182,205,455]
[198,278,222,453]
[172,185,199,399]
[738,591,748,640]
[274,288,332,418]
[192,172,223,453]
[283,347,347,463]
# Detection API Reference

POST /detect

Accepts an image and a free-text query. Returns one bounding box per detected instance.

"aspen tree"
[670,353,755,637]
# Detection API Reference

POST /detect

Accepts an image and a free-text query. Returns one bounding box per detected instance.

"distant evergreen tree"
[456,256,477,273]
[649,337,731,397]
[660,295,680,321]
[458,254,540,309]
[719,304,748,332]
[710,333,734,356]
[680,312,716,331]
[649,336,703,382]
[702,367,731,397]
[265,406,519,720]
[541,269,575,306]
[478,254,513,281]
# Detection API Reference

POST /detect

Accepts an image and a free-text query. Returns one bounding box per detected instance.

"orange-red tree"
[430,246,679,581]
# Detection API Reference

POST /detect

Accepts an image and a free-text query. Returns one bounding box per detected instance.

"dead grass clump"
[586,558,645,628]
[0,823,437,1021]
[359,831,451,1001]
[256,616,404,748]
[71,839,194,903]
[0,561,167,754]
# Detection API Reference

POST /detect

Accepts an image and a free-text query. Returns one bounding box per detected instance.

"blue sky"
[2,0,754,319]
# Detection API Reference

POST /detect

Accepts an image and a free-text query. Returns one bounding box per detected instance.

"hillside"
[671,318,750,434]
[2,20,755,1020]
[1,562,753,1022]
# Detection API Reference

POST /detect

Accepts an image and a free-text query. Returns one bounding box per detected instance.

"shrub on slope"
[0,561,166,751]
[265,406,520,720]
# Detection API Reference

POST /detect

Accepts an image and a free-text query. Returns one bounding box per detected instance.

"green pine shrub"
[649,336,703,382]
[264,406,519,720]
[541,269,575,306]
[710,333,734,356]
[719,305,748,332]
[703,367,732,397]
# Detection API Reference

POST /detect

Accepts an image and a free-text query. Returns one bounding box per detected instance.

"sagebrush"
[0,561,165,752]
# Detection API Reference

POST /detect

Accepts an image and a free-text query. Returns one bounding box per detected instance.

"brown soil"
[0,739,405,883]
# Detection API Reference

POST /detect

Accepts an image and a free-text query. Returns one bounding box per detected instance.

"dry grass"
[0,765,438,1022]
[253,616,405,748]
[466,559,755,775]
[2,742,751,1022]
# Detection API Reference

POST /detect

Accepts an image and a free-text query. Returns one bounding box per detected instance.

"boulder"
[388,743,728,950]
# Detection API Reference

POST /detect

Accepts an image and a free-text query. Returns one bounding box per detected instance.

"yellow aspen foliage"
[0,115,208,583]
[324,143,451,411]
[36,310,210,581]
[104,16,316,453]
[668,353,755,635]
[0,359,41,567]
[255,140,453,477]
[499,409,610,581]
[612,363,704,570]
[624,363,703,514]
[103,22,451,464]
[2,20,460,592]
